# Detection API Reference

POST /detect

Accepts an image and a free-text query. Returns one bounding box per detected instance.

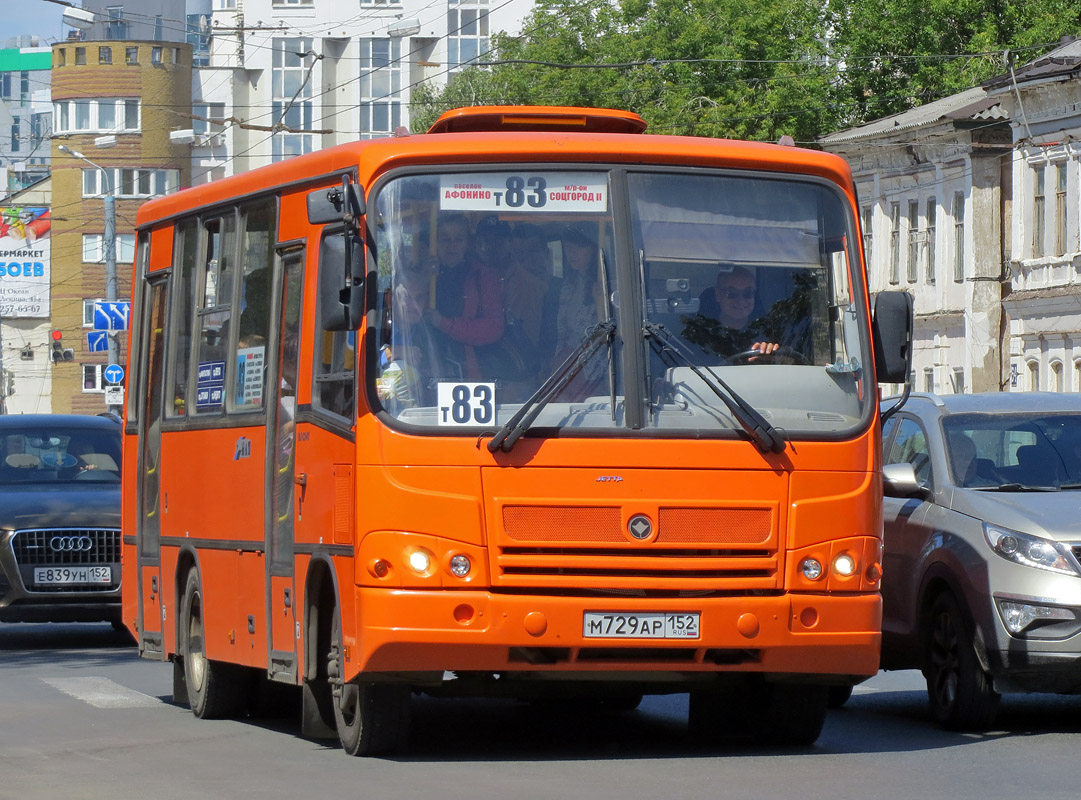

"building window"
[151,46,163,64]
[99,46,113,64]
[1055,162,1068,256]
[75,47,86,65]
[155,16,163,40]
[57,48,66,67]
[274,0,314,4]
[951,367,965,394]
[271,38,315,162]
[105,6,129,39]
[20,71,29,103]
[53,98,140,134]
[1052,360,1064,392]
[906,199,919,282]
[447,0,490,72]
[83,298,105,326]
[83,364,105,393]
[888,201,900,284]
[359,38,402,139]
[216,0,236,8]
[925,196,936,284]
[187,14,210,67]
[82,233,137,263]
[10,117,19,153]
[82,167,179,198]
[923,366,934,393]
[952,192,965,282]
[1028,360,1039,392]
[126,46,139,64]
[1033,165,1045,258]
[192,103,226,135]
[1074,361,1081,392]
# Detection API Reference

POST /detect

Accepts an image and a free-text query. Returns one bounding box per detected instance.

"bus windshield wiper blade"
[487,320,616,453]
[644,321,786,455]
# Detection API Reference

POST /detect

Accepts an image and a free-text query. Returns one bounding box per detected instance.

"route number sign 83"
[436,382,496,426]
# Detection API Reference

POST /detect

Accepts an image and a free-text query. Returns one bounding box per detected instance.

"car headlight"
[983,524,1081,577]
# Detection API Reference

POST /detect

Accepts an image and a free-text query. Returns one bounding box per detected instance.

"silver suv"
[880,392,1081,729]
[0,414,122,625]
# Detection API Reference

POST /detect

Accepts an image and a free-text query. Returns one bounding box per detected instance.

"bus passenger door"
[266,247,304,682]
[136,276,169,656]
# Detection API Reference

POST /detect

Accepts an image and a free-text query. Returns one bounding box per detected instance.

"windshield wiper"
[973,483,1059,492]
[644,321,785,454]
[487,320,616,453]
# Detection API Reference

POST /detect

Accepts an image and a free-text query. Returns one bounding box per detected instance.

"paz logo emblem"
[627,514,653,540]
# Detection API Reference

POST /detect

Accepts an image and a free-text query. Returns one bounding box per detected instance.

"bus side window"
[190,213,236,415]
[313,229,355,420]
[229,198,277,411]
[169,218,199,417]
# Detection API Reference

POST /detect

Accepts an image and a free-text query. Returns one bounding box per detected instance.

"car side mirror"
[883,462,931,499]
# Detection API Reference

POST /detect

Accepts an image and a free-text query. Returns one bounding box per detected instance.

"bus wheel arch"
[300,558,337,739]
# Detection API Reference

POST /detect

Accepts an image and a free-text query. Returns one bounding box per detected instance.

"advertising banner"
[0,206,51,318]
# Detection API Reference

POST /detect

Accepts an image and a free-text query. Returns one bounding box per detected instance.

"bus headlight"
[407,548,433,575]
[832,553,857,577]
[449,554,471,578]
[800,557,824,581]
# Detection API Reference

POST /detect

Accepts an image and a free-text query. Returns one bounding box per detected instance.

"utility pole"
[58,144,120,413]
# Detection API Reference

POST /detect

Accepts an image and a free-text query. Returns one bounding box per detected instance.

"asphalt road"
[2,622,1081,800]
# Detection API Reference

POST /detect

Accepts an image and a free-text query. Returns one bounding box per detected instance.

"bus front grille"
[495,505,779,590]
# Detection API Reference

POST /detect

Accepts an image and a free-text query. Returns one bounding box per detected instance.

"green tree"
[412,0,837,143]
[827,0,1081,124]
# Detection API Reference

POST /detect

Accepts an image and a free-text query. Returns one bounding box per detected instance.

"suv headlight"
[984,524,1081,577]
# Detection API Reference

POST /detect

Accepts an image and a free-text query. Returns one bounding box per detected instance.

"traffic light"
[50,331,74,363]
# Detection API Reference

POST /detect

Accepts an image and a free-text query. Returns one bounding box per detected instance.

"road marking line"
[42,677,161,708]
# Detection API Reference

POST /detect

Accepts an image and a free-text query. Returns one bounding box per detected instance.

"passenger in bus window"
[506,223,559,375]
[551,222,609,391]
[424,213,503,380]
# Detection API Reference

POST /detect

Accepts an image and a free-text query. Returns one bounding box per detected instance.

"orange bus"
[122,106,912,755]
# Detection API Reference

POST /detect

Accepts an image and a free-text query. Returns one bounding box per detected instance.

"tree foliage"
[411,0,1081,141]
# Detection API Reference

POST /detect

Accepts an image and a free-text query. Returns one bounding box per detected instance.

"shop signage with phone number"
[439,172,608,212]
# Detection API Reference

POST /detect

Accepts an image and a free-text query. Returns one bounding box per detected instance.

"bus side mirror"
[307,182,366,225]
[872,290,913,384]
[318,231,364,331]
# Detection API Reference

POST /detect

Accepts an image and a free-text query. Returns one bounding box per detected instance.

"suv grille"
[11,528,121,593]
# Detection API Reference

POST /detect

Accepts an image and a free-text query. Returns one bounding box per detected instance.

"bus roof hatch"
[426,105,648,135]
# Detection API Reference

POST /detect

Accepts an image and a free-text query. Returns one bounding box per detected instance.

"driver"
[682,265,779,360]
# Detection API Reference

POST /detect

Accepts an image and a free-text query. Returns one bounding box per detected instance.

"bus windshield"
[371,167,870,438]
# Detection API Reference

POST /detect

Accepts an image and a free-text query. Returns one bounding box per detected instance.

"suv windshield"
[0,426,121,484]
[370,167,870,439]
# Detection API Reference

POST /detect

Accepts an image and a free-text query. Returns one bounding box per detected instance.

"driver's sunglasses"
[720,287,755,300]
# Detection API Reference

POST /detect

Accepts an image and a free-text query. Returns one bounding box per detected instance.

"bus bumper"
[346,587,880,680]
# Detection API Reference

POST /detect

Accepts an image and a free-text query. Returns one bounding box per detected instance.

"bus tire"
[749,682,828,747]
[179,570,249,719]
[329,611,411,756]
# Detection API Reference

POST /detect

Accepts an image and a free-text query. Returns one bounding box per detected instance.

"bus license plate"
[583,612,700,639]
[34,566,112,585]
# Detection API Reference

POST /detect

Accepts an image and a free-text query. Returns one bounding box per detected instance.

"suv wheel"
[924,592,1000,730]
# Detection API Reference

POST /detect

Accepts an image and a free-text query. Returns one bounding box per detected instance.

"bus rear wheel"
[329,612,410,756]
[180,570,249,719]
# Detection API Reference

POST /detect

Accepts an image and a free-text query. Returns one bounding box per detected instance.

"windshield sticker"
[439,172,608,212]
[436,382,496,426]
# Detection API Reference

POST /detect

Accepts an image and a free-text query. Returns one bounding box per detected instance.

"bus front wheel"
[328,611,410,756]
[179,570,249,719]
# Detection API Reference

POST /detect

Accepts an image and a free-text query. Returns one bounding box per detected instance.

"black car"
[0,414,122,625]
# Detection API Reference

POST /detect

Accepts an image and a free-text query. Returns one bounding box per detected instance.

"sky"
[3,0,71,46]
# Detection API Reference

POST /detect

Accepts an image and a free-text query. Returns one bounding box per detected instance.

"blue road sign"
[93,301,131,331]
[87,331,109,353]
[103,364,125,385]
